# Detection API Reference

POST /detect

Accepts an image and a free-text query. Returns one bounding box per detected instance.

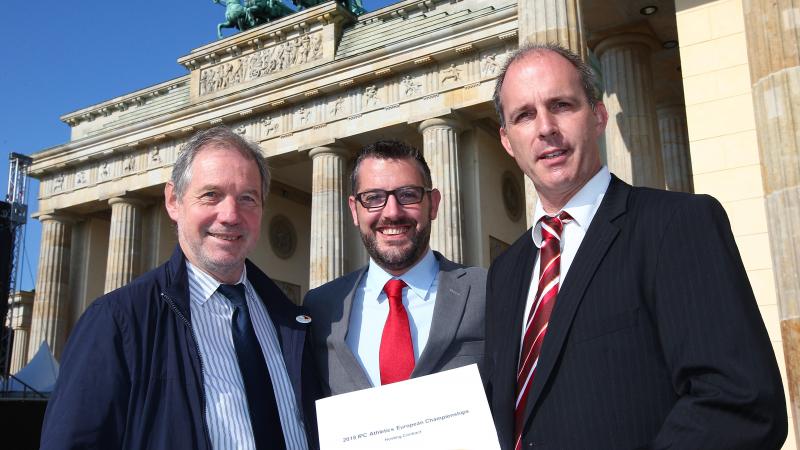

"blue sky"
[0,0,395,291]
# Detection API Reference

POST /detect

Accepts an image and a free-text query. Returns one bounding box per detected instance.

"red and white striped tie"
[514,212,572,450]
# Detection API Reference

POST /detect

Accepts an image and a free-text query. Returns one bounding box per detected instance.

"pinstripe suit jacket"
[485,175,787,450]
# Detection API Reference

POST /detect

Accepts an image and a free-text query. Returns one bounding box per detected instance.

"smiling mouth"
[540,149,567,160]
[208,232,241,241]
[377,225,411,236]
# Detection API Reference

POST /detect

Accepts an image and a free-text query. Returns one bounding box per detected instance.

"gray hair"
[492,43,601,128]
[171,126,270,203]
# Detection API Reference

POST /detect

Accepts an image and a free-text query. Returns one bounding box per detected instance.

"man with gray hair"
[41,126,320,450]
[485,43,786,449]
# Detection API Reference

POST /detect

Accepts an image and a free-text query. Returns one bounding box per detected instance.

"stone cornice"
[60,76,189,126]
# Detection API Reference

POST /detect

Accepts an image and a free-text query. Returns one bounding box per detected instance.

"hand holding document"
[316,364,500,450]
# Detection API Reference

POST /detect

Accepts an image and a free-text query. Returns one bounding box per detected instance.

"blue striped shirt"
[187,262,308,450]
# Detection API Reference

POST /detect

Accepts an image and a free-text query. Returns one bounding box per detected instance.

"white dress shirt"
[346,249,440,387]
[187,262,308,450]
[521,167,611,340]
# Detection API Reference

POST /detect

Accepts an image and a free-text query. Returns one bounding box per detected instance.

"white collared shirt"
[187,262,308,450]
[521,167,611,340]
[346,249,440,387]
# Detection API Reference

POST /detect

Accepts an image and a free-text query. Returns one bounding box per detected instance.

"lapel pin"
[295,314,312,324]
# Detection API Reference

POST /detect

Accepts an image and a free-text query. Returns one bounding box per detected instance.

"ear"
[428,188,442,221]
[348,195,359,226]
[499,127,515,158]
[592,101,609,137]
[164,182,181,222]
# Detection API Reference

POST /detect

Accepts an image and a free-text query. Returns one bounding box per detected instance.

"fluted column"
[657,104,694,193]
[104,197,146,293]
[517,0,585,58]
[28,213,75,361]
[743,0,800,438]
[419,117,464,263]
[8,291,33,373]
[309,146,348,289]
[595,33,666,189]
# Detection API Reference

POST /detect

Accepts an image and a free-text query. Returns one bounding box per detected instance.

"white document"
[316,364,500,450]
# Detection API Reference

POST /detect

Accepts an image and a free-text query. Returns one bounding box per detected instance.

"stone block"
[693,165,764,202]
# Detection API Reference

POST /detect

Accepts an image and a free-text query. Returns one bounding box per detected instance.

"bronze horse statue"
[213,0,294,39]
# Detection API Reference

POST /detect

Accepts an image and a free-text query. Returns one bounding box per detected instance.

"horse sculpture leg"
[218,22,229,39]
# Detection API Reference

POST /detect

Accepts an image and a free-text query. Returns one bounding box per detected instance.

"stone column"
[594,33,666,189]
[656,104,694,193]
[517,0,586,59]
[419,117,464,263]
[28,213,75,361]
[104,197,146,293]
[742,0,800,438]
[308,146,348,289]
[8,291,33,373]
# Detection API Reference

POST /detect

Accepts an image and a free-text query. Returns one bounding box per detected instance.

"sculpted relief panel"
[199,32,324,96]
[44,138,184,197]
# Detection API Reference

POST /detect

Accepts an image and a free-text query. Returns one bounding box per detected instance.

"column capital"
[107,196,148,207]
[37,211,78,224]
[308,145,350,160]
[592,32,660,58]
[418,115,466,133]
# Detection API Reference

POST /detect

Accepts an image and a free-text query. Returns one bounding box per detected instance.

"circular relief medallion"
[501,171,523,222]
[269,214,297,259]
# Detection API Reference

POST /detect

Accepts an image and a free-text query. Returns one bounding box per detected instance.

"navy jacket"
[40,246,321,450]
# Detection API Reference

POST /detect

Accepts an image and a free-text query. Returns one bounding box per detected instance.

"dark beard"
[361,219,431,273]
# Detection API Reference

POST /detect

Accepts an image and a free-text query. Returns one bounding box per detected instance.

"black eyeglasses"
[354,186,432,209]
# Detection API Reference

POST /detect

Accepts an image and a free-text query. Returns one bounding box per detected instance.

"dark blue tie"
[217,283,286,450]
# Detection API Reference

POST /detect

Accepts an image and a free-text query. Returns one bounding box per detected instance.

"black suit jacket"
[485,176,787,450]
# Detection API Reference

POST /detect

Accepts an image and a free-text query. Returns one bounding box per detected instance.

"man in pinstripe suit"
[41,127,319,450]
[484,43,787,449]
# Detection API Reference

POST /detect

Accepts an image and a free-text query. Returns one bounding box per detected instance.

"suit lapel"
[330,267,374,390]
[521,176,629,426]
[412,254,469,377]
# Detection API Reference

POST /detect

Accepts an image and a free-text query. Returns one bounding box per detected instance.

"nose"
[381,192,404,219]
[537,111,559,139]
[217,196,241,225]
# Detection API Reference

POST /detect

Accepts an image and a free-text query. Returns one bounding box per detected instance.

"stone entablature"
[31,0,515,213]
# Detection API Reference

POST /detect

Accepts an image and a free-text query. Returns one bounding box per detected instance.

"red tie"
[514,212,572,450]
[379,279,414,385]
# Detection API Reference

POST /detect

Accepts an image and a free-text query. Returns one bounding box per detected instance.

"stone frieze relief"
[199,32,324,96]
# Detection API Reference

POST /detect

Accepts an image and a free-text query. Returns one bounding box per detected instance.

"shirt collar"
[186,261,248,306]
[531,166,611,248]
[364,248,439,302]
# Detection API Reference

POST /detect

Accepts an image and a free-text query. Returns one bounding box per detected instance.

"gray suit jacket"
[304,251,487,396]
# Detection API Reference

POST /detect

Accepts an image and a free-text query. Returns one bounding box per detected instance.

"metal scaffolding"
[2,152,33,379]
